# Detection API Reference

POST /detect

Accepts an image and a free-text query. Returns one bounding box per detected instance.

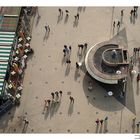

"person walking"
[44,99,47,104]
[55,91,59,98]
[84,43,87,50]
[59,91,63,97]
[66,10,69,13]
[69,46,72,52]
[113,21,115,28]
[105,116,108,121]
[47,99,51,106]
[137,73,140,82]
[100,120,103,125]
[64,45,69,54]
[47,25,50,33]
[130,9,134,16]
[51,92,55,99]
[117,21,121,28]
[58,8,62,15]
[95,119,100,125]
[66,59,71,64]
[70,96,73,102]
[121,9,124,17]
[63,49,66,56]
[66,10,69,16]
[76,62,80,69]
[45,26,48,32]
[72,97,74,103]
[70,96,74,103]
[77,13,79,20]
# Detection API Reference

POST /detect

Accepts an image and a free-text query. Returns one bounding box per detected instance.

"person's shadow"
[137,125,139,133]
[65,64,71,76]
[136,82,139,95]
[95,124,99,133]
[35,15,41,26]
[64,14,69,24]
[43,31,50,42]
[57,15,61,24]
[132,119,136,133]
[74,68,80,81]
[103,120,108,133]
[99,124,103,133]
[22,123,28,133]
[132,16,136,25]
[73,19,79,28]
[68,102,74,116]
[130,15,133,24]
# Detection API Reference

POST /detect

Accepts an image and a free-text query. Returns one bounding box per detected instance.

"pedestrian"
[70,96,74,103]
[136,123,139,128]
[47,99,51,106]
[64,45,69,54]
[100,120,103,125]
[59,8,62,15]
[105,116,108,121]
[51,92,55,99]
[59,90,63,96]
[130,9,134,16]
[65,10,69,19]
[72,97,74,103]
[77,13,79,20]
[66,13,69,18]
[63,49,66,56]
[61,10,63,17]
[117,21,120,28]
[95,119,100,125]
[76,62,80,69]
[69,46,72,51]
[74,15,77,21]
[113,21,115,28]
[45,26,47,32]
[121,9,124,17]
[25,120,29,125]
[55,91,59,98]
[70,96,72,102]
[44,100,47,107]
[84,43,87,50]
[133,8,136,17]
[47,25,50,33]
[66,10,69,13]
[137,73,140,82]
[66,59,71,64]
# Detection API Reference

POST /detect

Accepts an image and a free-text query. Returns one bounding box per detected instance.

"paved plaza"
[0,7,140,133]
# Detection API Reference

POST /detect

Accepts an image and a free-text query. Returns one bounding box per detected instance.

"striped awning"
[0,78,5,95]
[0,61,8,78]
[0,31,15,45]
[0,31,15,61]
[0,45,12,61]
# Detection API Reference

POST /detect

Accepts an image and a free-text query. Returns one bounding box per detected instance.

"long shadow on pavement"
[68,102,74,116]
[83,72,124,112]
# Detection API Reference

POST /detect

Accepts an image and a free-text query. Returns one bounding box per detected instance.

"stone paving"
[0,7,140,133]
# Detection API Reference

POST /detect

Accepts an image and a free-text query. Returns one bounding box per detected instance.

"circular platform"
[85,41,129,84]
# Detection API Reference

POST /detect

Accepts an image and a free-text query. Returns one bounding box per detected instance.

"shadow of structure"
[83,73,124,112]
[82,27,136,114]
